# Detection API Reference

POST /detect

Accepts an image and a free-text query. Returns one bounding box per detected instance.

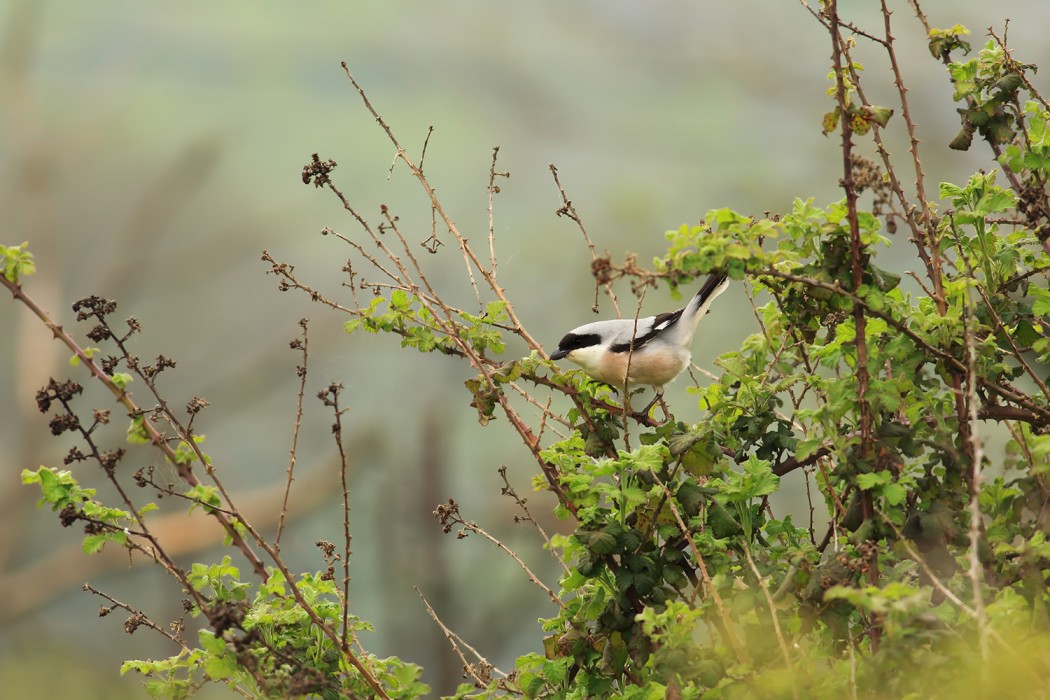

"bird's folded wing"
[609,311,681,353]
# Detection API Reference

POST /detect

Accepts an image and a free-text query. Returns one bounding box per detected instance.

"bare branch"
[433,499,565,610]
[276,318,310,551]
[415,587,509,689]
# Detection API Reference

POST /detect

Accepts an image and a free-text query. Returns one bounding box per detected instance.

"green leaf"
[0,242,36,283]
[720,455,780,503]
[389,288,411,310]
[856,471,892,490]
[576,525,620,556]
[861,104,894,127]
[83,529,127,555]
[111,372,133,391]
[795,436,826,462]
[822,108,840,135]
[1032,287,1050,318]
[127,416,151,444]
[22,467,92,509]
[870,264,902,292]
[978,186,1017,216]
[203,653,237,681]
[675,480,708,517]
[882,482,908,506]
[186,484,222,513]
[928,24,971,59]
[70,347,99,368]
[485,299,508,320]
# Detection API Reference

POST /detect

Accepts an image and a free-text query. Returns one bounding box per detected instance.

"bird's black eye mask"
[554,332,601,354]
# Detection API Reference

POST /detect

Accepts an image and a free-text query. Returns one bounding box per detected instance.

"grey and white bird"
[550,271,730,397]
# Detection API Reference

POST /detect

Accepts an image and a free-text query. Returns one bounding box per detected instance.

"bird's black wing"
[608,309,683,354]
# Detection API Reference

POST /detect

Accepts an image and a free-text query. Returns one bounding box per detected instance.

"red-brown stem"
[827,0,879,646]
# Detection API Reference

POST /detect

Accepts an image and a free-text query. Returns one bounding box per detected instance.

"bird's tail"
[671,269,730,344]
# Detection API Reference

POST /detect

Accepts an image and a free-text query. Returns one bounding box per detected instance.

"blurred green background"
[1,1,1046,697]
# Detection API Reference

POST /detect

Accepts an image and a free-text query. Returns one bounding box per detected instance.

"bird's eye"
[562,333,600,350]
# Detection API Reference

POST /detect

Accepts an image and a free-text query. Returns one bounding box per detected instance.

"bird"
[549,270,730,409]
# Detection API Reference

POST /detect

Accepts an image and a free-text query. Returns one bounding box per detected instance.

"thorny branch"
[827,0,881,622]
[296,148,581,514]
[2,275,393,699]
[415,587,509,690]
[434,498,565,610]
[276,318,310,551]
[549,163,622,316]
[317,382,354,652]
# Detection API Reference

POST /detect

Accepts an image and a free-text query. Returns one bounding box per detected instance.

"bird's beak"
[550,348,569,361]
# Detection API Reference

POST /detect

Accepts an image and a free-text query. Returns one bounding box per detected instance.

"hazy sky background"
[2,1,1047,696]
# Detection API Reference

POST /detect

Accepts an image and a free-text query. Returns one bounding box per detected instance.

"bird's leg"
[656,394,671,422]
[639,389,671,423]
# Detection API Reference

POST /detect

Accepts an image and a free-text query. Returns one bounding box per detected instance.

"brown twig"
[879,0,944,304]
[313,71,584,513]
[3,275,392,699]
[317,383,354,653]
[84,582,188,648]
[827,0,874,465]
[2,276,268,582]
[339,63,543,355]
[647,468,749,665]
[880,508,1041,685]
[488,146,508,279]
[549,163,621,316]
[621,282,651,448]
[960,265,991,676]
[276,318,310,551]
[499,466,572,577]
[760,267,1050,426]
[434,499,565,609]
[415,587,509,689]
[827,2,882,619]
[742,547,798,699]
